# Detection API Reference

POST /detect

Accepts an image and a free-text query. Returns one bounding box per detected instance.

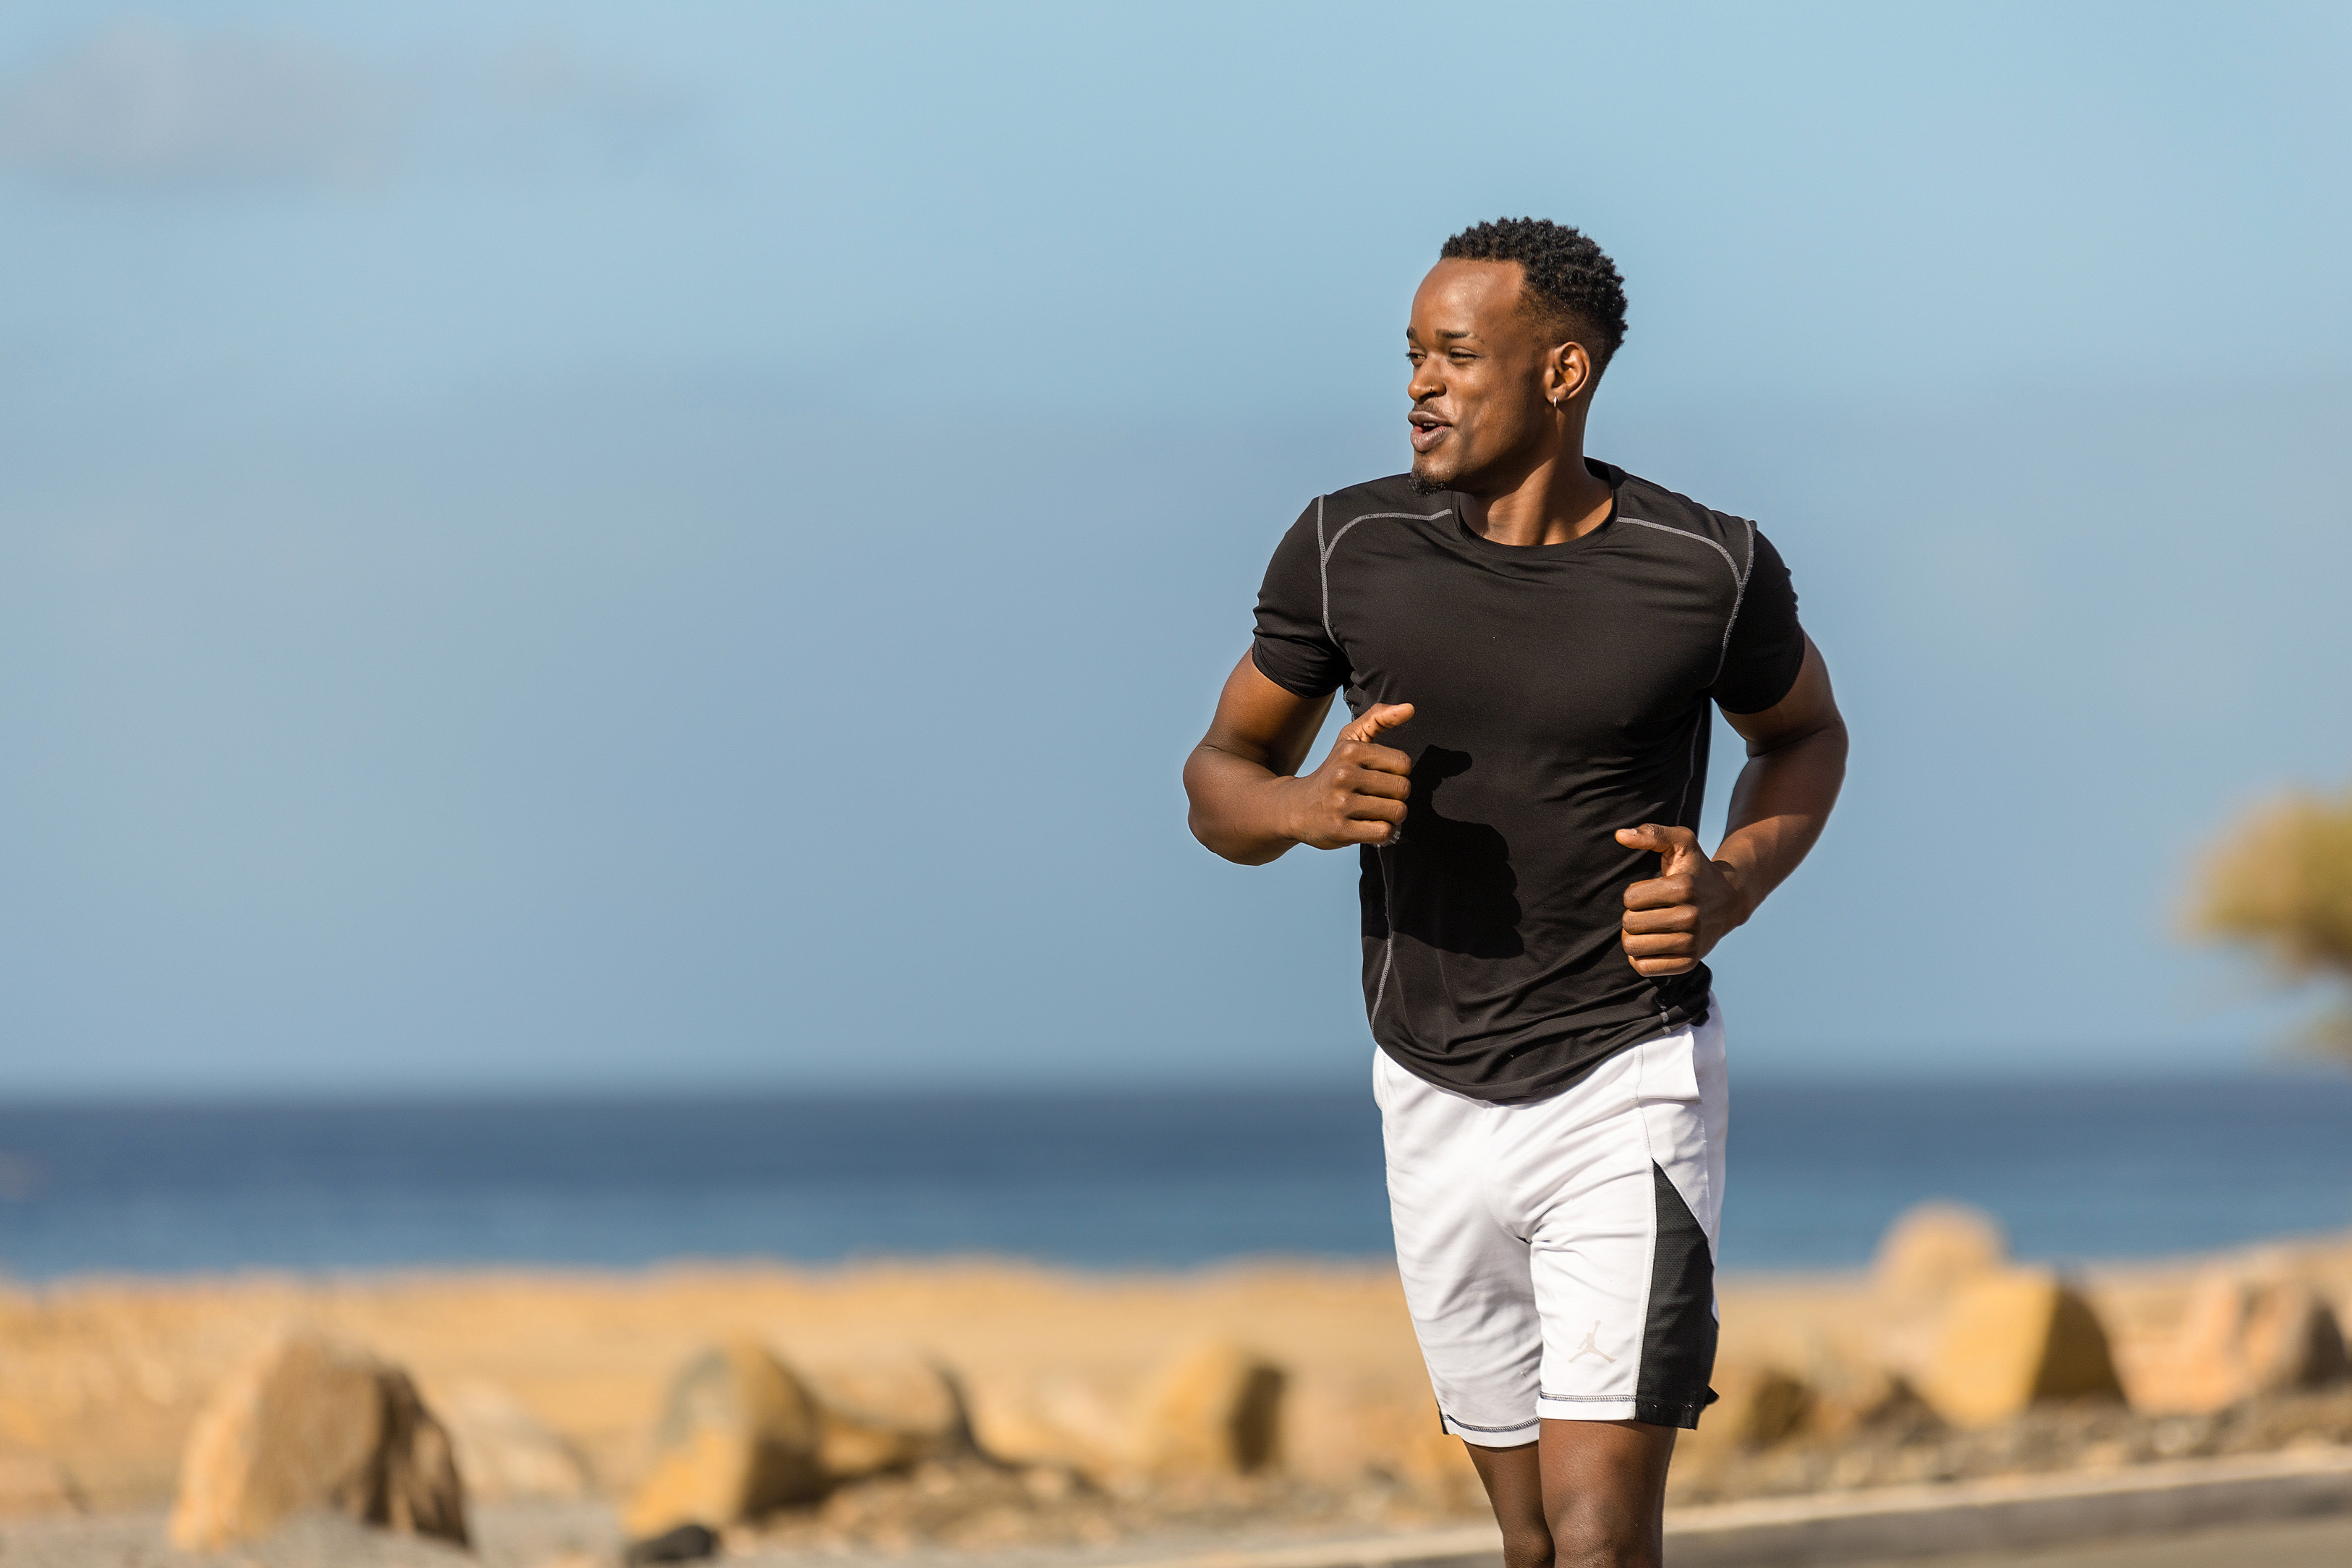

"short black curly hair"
[1440,218,1627,372]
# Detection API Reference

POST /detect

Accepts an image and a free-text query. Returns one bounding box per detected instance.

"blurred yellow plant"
[2186,784,2352,1056]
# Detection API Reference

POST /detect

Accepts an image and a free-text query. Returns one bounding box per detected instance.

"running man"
[1182,220,1846,1568]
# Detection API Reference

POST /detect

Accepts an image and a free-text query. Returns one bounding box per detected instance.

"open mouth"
[1409,416,1449,453]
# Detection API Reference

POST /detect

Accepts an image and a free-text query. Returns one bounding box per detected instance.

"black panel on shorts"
[1635,1160,1720,1429]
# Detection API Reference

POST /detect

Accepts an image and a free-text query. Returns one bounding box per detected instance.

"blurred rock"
[2123,1269,2352,1414]
[438,1379,596,1501]
[806,1456,1070,1551]
[0,1450,85,1517]
[1377,1413,1489,1512]
[804,1353,975,1480]
[960,1368,1121,1473]
[360,1370,468,1543]
[988,1363,1108,1482]
[1874,1202,2008,1300]
[1919,1269,2123,1428]
[621,1339,825,1541]
[624,1521,720,1563]
[1283,1376,1482,1509]
[168,1331,468,1551]
[1808,1365,1941,1444]
[1696,1364,1815,1453]
[1129,1340,1285,1477]
[1675,1365,1793,1492]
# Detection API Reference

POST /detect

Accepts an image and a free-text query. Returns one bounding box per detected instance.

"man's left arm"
[1617,635,1848,977]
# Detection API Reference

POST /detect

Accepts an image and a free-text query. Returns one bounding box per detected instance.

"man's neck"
[1457,438,1615,547]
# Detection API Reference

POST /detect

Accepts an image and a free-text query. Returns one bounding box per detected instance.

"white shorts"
[1375,1002,1728,1443]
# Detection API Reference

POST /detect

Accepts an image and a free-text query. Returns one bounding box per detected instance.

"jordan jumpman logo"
[1571,1321,1616,1363]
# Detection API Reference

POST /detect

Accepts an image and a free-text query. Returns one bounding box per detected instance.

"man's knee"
[1496,1522,1555,1568]
[1543,1499,1659,1568]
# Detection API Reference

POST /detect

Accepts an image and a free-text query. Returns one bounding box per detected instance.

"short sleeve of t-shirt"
[1713,528,1807,714]
[1250,501,1350,698]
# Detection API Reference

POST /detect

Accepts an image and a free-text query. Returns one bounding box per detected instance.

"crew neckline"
[1448,458,1625,559]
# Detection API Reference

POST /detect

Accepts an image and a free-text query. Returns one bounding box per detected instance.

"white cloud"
[0,20,690,190]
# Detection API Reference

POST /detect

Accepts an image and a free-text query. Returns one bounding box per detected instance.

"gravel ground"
[9,1497,2352,1568]
[7,1394,2349,1568]
[1840,1513,2352,1568]
[1672,1384,2352,1504]
[0,1504,606,1568]
[0,1501,1460,1568]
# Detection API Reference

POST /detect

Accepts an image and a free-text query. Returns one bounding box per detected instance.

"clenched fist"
[1281,702,1417,850]
[1616,822,1747,977]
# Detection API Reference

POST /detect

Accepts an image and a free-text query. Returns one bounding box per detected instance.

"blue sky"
[1,2,2348,1093]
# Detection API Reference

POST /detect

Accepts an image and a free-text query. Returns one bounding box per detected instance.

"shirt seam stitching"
[1720,516,1757,684]
[1318,506,1453,649]
[1314,495,1330,644]
[1617,514,1754,686]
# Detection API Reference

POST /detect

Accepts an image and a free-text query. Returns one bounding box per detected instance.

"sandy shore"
[0,1230,2348,1562]
[0,1258,1452,1512]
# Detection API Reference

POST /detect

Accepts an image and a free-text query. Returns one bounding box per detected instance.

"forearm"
[1713,718,1847,924]
[1184,744,1303,865]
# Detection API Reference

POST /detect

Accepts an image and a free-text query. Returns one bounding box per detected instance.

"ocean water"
[0,1075,2347,1279]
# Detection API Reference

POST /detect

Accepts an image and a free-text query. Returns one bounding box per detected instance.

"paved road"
[1840,1512,2352,1568]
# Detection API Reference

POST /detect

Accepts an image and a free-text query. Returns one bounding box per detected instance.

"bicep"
[1722,636,1842,755]
[1199,651,1334,777]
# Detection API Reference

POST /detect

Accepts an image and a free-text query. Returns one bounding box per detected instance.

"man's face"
[1406,259,1555,495]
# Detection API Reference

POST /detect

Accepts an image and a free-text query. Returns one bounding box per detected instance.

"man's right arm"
[1183,652,1415,866]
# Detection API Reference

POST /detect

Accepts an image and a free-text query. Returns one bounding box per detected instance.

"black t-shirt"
[1251,461,1806,1104]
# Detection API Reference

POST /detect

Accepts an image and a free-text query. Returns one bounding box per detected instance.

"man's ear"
[1545,342,1594,407]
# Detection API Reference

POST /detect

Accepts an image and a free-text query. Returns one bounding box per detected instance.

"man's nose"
[1408,362,1441,402]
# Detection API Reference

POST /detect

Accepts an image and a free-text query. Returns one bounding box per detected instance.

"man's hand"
[1615,823,1747,977]
[1184,652,1426,866]
[1281,703,1417,849]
